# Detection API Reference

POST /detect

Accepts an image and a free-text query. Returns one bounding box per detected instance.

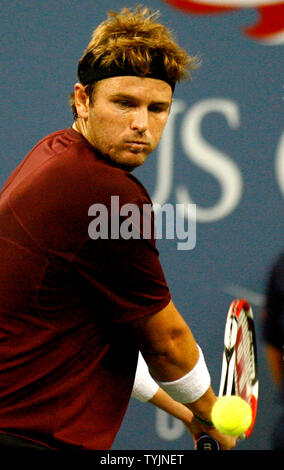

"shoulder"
[83,153,152,207]
[30,128,152,208]
[98,169,151,206]
[31,127,84,156]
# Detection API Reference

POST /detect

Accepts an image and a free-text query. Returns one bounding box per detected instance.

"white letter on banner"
[275,131,284,197]
[176,98,243,223]
[155,409,185,441]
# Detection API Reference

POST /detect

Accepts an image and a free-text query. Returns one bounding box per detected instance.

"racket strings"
[235,311,254,403]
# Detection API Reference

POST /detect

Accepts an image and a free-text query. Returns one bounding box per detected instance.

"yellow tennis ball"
[211,396,252,436]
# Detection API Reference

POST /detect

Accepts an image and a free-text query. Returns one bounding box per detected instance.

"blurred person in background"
[262,252,284,450]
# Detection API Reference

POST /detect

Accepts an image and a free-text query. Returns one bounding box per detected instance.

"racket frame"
[197,298,258,450]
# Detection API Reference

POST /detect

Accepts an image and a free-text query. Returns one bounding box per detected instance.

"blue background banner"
[1,0,283,450]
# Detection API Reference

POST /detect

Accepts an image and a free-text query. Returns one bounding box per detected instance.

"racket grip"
[196,434,220,451]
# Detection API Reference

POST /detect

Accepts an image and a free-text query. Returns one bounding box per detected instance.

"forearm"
[185,386,217,423]
[149,388,193,427]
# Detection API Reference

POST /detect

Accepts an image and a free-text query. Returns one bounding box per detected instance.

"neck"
[72,119,87,136]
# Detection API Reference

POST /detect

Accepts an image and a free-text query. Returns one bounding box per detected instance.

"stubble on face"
[82,76,172,171]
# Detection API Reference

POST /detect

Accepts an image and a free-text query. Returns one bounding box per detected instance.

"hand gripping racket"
[197,299,258,450]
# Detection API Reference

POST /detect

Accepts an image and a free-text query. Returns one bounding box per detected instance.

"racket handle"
[196,434,220,451]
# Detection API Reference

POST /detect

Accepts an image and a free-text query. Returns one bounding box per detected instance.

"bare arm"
[130,300,236,449]
[131,300,199,381]
[132,351,193,428]
[149,387,194,429]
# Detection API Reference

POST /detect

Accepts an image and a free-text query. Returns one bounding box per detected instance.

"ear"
[74,83,89,120]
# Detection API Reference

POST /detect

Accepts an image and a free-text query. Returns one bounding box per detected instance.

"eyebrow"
[110,93,172,107]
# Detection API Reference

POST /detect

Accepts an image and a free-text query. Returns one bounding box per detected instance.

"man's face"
[80,76,172,171]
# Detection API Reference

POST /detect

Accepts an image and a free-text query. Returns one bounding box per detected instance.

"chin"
[115,160,144,172]
[110,152,148,172]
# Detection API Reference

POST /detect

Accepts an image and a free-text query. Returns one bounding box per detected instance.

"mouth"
[126,140,149,146]
[124,140,150,154]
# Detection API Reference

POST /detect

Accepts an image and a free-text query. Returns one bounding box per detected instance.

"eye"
[149,104,168,113]
[115,99,136,109]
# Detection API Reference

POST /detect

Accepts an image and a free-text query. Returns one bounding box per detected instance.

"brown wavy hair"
[69,6,198,118]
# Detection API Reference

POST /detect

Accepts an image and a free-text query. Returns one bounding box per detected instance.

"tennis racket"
[197,298,258,450]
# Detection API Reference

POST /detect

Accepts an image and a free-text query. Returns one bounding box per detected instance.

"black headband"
[77,51,176,92]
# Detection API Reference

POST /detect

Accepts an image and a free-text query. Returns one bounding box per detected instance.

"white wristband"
[157,345,211,404]
[132,352,159,402]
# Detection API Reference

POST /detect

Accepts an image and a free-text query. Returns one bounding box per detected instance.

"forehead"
[94,76,173,103]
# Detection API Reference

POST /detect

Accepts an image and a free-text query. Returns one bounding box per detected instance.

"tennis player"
[0,7,236,450]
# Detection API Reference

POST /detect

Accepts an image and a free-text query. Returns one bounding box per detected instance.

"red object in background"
[161,0,284,43]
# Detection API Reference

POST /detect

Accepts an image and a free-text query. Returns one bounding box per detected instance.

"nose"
[130,107,149,133]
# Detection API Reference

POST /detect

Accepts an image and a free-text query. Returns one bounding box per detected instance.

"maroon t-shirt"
[0,128,171,449]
